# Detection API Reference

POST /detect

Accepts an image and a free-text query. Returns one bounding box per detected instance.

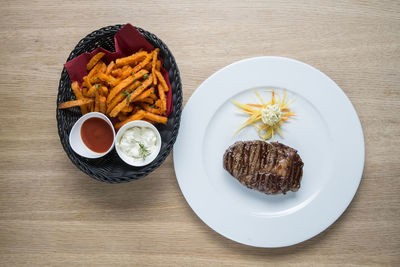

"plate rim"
[173,56,365,247]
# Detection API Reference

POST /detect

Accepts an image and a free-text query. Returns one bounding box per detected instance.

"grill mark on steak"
[231,142,242,178]
[247,141,254,174]
[242,144,249,177]
[223,141,304,194]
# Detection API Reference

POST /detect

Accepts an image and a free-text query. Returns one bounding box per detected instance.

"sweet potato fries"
[58,49,169,129]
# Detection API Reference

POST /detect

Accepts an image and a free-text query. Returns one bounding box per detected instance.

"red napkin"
[64,24,173,116]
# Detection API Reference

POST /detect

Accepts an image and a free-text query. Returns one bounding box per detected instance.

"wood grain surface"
[0,0,399,266]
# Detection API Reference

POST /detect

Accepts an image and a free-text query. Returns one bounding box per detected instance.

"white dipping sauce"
[117,126,157,161]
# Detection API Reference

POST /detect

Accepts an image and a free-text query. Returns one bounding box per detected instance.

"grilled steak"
[223,141,304,194]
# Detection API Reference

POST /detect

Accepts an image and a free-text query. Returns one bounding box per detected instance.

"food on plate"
[117,126,158,161]
[233,90,295,140]
[80,117,114,153]
[223,140,304,194]
[58,49,168,129]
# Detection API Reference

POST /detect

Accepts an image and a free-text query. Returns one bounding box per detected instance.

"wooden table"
[1,0,399,265]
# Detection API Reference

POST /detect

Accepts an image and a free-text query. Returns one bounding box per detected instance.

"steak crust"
[223,141,304,194]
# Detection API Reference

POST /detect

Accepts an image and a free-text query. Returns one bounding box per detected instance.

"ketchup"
[81,117,114,153]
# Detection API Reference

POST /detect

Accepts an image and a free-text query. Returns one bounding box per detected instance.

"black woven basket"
[56,25,182,183]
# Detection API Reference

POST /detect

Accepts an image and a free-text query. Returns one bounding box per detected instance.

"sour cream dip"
[117,126,158,162]
[115,120,162,167]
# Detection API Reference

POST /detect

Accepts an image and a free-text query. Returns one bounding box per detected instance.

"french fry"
[132,52,153,73]
[156,60,161,71]
[58,98,93,109]
[82,87,88,97]
[118,113,129,122]
[134,87,155,102]
[141,103,164,115]
[83,76,92,89]
[138,98,154,104]
[88,61,103,82]
[94,96,100,112]
[108,97,129,117]
[99,96,106,114]
[158,84,167,112]
[107,93,127,114]
[71,82,82,97]
[109,74,153,117]
[101,86,108,96]
[107,69,148,103]
[149,90,158,100]
[86,84,98,97]
[99,62,107,73]
[115,110,146,130]
[122,104,134,113]
[143,111,167,124]
[128,74,153,103]
[71,81,88,115]
[106,61,115,75]
[143,62,152,71]
[87,52,105,70]
[115,51,147,67]
[118,66,134,81]
[97,72,118,86]
[152,48,159,85]
[109,98,128,117]
[107,76,135,103]
[106,80,140,114]
[111,68,122,77]
[155,99,162,108]
[155,70,169,92]
[94,90,100,112]
[132,69,149,80]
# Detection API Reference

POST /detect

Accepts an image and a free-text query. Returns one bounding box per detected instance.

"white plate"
[173,57,364,247]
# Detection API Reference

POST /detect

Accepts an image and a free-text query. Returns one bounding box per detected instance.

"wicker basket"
[56,25,182,183]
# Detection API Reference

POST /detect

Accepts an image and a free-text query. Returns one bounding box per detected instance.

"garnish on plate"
[233,90,296,140]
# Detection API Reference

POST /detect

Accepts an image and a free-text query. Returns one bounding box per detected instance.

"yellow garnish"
[233,90,296,140]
